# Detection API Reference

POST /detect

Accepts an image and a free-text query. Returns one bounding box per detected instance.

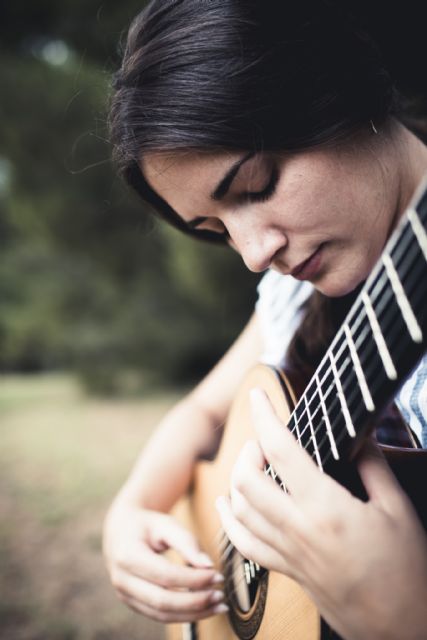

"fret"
[295,396,316,456]
[315,373,339,460]
[329,349,356,437]
[397,240,427,320]
[304,395,323,471]
[382,253,423,343]
[393,235,427,308]
[299,183,427,472]
[318,366,342,429]
[289,411,302,447]
[265,464,275,479]
[343,323,375,412]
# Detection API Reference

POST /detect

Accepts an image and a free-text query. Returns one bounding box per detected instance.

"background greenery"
[1,1,427,395]
[0,0,260,395]
[1,3,426,640]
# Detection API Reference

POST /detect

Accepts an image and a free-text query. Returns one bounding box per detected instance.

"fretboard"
[280,179,427,475]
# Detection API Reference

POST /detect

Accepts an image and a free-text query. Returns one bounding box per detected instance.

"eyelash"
[189,165,279,243]
[244,165,279,203]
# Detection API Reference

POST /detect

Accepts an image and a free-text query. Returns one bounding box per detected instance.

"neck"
[392,121,427,217]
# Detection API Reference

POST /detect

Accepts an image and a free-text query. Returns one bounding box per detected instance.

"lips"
[290,244,324,280]
[291,248,318,276]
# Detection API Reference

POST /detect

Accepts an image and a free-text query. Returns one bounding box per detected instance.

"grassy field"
[0,374,181,640]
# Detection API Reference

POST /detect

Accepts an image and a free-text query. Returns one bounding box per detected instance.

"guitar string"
[219,272,412,591]
[298,231,425,471]
[222,227,426,602]
[222,255,425,603]
[219,292,404,601]
[279,212,425,472]
[286,211,420,453]
[291,269,403,470]
[217,215,424,589]
[322,283,425,468]
[297,201,427,450]
[214,208,426,595]
[217,277,404,600]
[273,198,426,483]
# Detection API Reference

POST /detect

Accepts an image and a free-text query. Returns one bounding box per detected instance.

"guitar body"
[169,365,321,640]
[168,364,427,640]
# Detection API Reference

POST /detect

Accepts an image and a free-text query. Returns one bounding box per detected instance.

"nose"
[230,225,286,273]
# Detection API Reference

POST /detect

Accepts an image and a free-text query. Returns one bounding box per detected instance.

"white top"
[256,269,427,447]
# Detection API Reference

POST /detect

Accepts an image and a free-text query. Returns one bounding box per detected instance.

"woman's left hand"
[216,388,427,640]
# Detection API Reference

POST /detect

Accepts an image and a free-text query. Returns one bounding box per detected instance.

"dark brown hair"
[109,0,399,243]
[109,0,400,376]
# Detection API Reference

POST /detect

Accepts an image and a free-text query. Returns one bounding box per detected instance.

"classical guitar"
[168,179,427,640]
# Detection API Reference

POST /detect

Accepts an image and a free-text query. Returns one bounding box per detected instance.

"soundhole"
[224,548,268,640]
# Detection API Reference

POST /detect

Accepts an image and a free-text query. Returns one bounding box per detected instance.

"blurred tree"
[0,1,425,392]
[0,11,258,391]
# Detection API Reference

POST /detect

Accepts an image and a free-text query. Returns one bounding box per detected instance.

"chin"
[313,275,363,298]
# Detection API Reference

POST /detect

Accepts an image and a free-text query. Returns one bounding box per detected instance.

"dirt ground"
[0,374,183,640]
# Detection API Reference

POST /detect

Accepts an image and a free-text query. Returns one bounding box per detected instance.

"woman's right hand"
[103,496,227,623]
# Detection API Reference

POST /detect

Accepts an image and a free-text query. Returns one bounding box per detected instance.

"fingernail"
[213,603,229,614]
[211,572,224,584]
[210,590,224,604]
[197,552,214,567]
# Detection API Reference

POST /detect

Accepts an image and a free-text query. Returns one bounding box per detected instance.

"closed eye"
[244,164,279,203]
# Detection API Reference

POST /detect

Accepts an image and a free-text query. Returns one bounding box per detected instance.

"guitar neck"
[285,180,427,473]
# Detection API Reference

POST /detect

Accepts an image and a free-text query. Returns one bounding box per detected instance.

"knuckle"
[153,610,170,623]
[232,474,247,496]
[158,573,174,589]
[232,494,248,522]
[262,440,285,470]
[151,592,168,612]
[232,465,249,495]
[308,504,344,536]
[236,538,256,563]
[115,547,131,569]
[192,591,212,612]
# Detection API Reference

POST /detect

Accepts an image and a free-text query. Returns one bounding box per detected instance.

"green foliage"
[0,24,258,391]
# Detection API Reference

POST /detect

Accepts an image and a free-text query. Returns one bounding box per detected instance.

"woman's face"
[142,138,403,297]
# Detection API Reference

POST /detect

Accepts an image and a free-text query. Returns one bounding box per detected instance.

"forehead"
[141,151,242,218]
[141,151,241,192]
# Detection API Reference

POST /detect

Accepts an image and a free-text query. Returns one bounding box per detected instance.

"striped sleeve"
[395,354,427,448]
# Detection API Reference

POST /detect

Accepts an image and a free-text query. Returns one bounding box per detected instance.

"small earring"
[370,119,378,134]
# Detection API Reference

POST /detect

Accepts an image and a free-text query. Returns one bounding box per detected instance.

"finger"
[125,544,222,590]
[356,438,407,511]
[231,441,303,539]
[249,388,327,502]
[230,485,299,566]
[121,592,228,623]
[216,496,291,577]
[115,568,226,616]
[151,514,214,568]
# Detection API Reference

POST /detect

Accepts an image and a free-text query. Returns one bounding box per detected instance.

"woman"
[103,1,427,638]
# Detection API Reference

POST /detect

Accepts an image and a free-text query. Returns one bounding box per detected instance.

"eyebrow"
[210,151,255,201]
[186,152,256,230]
